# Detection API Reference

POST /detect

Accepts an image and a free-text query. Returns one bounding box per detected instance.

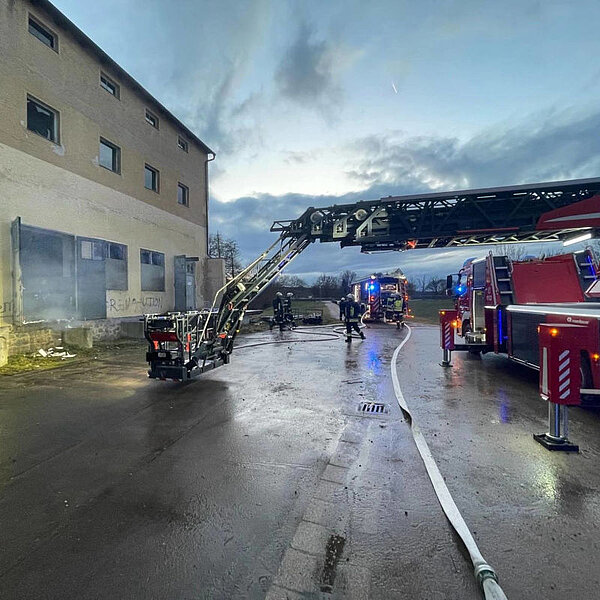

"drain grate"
[358,402,389,414]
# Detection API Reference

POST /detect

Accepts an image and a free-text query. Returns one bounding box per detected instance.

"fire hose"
[391,325,508,600]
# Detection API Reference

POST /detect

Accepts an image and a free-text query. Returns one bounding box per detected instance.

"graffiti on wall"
[0,301,14,317]
[107,296,163,313]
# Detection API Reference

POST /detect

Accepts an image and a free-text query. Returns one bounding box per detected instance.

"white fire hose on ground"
[392,325,508,600]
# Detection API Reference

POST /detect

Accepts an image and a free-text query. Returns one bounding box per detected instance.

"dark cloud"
[275,23,344,117]
[210,105,600,282]
[348,107,600,191]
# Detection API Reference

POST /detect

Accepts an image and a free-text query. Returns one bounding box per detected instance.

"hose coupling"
[474,563,498,587]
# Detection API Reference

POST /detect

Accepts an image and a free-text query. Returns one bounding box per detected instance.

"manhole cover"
[357,402,389,415]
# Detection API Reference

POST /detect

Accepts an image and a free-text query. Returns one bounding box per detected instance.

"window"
[80,240,105,261]
[106,242,128,290]
[145,109,159,129]
[177,183,189,206]
[177,136,188,152]
[100,73,120,98]
[28,16,57,50]
[27,96,59,143]
[144,164,159,192]
[99,138,120,173]
[141,249,165,291]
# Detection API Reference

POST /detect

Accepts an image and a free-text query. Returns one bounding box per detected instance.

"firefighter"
[344,293,365,343]
[392,294,405,329]
[284,292,296,327]
[272,292,284,328]
[338,296,347,321]
[384,294,395,322]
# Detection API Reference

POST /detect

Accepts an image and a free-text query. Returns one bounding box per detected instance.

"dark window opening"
[141,249,165,291]
[99,138,120,173]
[177,183,189,206]
[28,16,56,50]
[145,109,159,129]
[27,96,58,142]
[100,73,119,98]
[145,164,159,192]
[177,136,188,152]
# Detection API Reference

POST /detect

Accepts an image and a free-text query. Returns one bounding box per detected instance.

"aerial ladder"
[145,176,600,380]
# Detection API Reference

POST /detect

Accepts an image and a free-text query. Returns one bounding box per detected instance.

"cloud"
[274,22,360,119]
[347,106,600,192]
[210,104,600,282]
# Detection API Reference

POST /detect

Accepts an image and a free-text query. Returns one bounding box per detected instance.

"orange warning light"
[451,320,458,328]
[550,328,559,337]
[593,353,600,361]
[441,311,446,316]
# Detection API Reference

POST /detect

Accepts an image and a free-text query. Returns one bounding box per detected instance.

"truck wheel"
[468,348,481,356]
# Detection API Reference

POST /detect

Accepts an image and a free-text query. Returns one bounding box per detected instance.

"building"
[0,0,224,352]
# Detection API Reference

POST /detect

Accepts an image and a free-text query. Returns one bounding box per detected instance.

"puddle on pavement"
[320,534,346,593]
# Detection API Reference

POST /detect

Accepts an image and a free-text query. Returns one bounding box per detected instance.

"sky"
[54,0,600,282]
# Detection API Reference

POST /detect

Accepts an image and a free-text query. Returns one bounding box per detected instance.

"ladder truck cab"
[351,272,409,322]
[440,248,600,402]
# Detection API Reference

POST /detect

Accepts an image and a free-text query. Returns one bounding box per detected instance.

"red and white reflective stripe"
[558,349,571,400]
[443,322,452,349]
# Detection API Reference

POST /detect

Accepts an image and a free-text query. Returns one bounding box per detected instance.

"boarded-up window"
[141,249,165,291]
[106,242,128,290]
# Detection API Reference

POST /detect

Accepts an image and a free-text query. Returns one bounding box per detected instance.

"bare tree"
[277,274,307,288]
[313,274,340,297]
[339,269,357,294]
[208,233,243,278]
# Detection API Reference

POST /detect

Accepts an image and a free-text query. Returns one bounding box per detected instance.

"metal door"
[185,259,197,310]
[19,223,76,321]
[76,237,107,319]
[174,255,197,311]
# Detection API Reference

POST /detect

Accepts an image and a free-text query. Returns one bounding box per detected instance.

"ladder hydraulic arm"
[144,232,312,380]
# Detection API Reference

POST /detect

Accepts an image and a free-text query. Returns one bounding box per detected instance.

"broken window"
[27,96,58,142]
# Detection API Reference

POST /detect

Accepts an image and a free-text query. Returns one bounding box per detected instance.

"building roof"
[31,0,215,156]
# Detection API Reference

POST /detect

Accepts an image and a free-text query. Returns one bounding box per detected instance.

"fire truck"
[439,249,600,401]
[351,272,409,322]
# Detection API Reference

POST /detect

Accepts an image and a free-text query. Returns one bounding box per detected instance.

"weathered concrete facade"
[0,0,223,342]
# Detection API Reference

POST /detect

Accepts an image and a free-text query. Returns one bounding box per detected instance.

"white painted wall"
[0,142,211,325]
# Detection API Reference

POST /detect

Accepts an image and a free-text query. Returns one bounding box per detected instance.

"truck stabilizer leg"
[440,348,452,368]
[534,403,579,452]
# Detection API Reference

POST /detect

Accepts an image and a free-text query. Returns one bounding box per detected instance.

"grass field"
[408,298,454,324]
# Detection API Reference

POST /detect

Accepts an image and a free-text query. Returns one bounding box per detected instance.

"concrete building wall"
[0,0,223,337]
[0,142,208,325]
[0,0,210,228]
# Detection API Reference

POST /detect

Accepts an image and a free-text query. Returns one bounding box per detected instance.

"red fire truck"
[439,249,600,403]
[351,272,409,323]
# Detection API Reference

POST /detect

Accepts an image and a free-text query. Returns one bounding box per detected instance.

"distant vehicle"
[351,272,409,322]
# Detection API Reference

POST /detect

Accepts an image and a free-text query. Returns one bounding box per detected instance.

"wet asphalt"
[0,323,599,599]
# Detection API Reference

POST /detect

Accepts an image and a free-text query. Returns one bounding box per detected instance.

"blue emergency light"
[455,284,467,296]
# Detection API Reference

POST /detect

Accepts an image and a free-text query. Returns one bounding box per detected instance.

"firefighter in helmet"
[344,293,365,343]
[284,292,296,327]
[338,296,347,321]
[272,292,284,329]
[392,293,405,329]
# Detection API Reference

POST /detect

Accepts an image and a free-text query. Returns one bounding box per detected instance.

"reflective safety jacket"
[345,301,362,322]
[393,298,404,312]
